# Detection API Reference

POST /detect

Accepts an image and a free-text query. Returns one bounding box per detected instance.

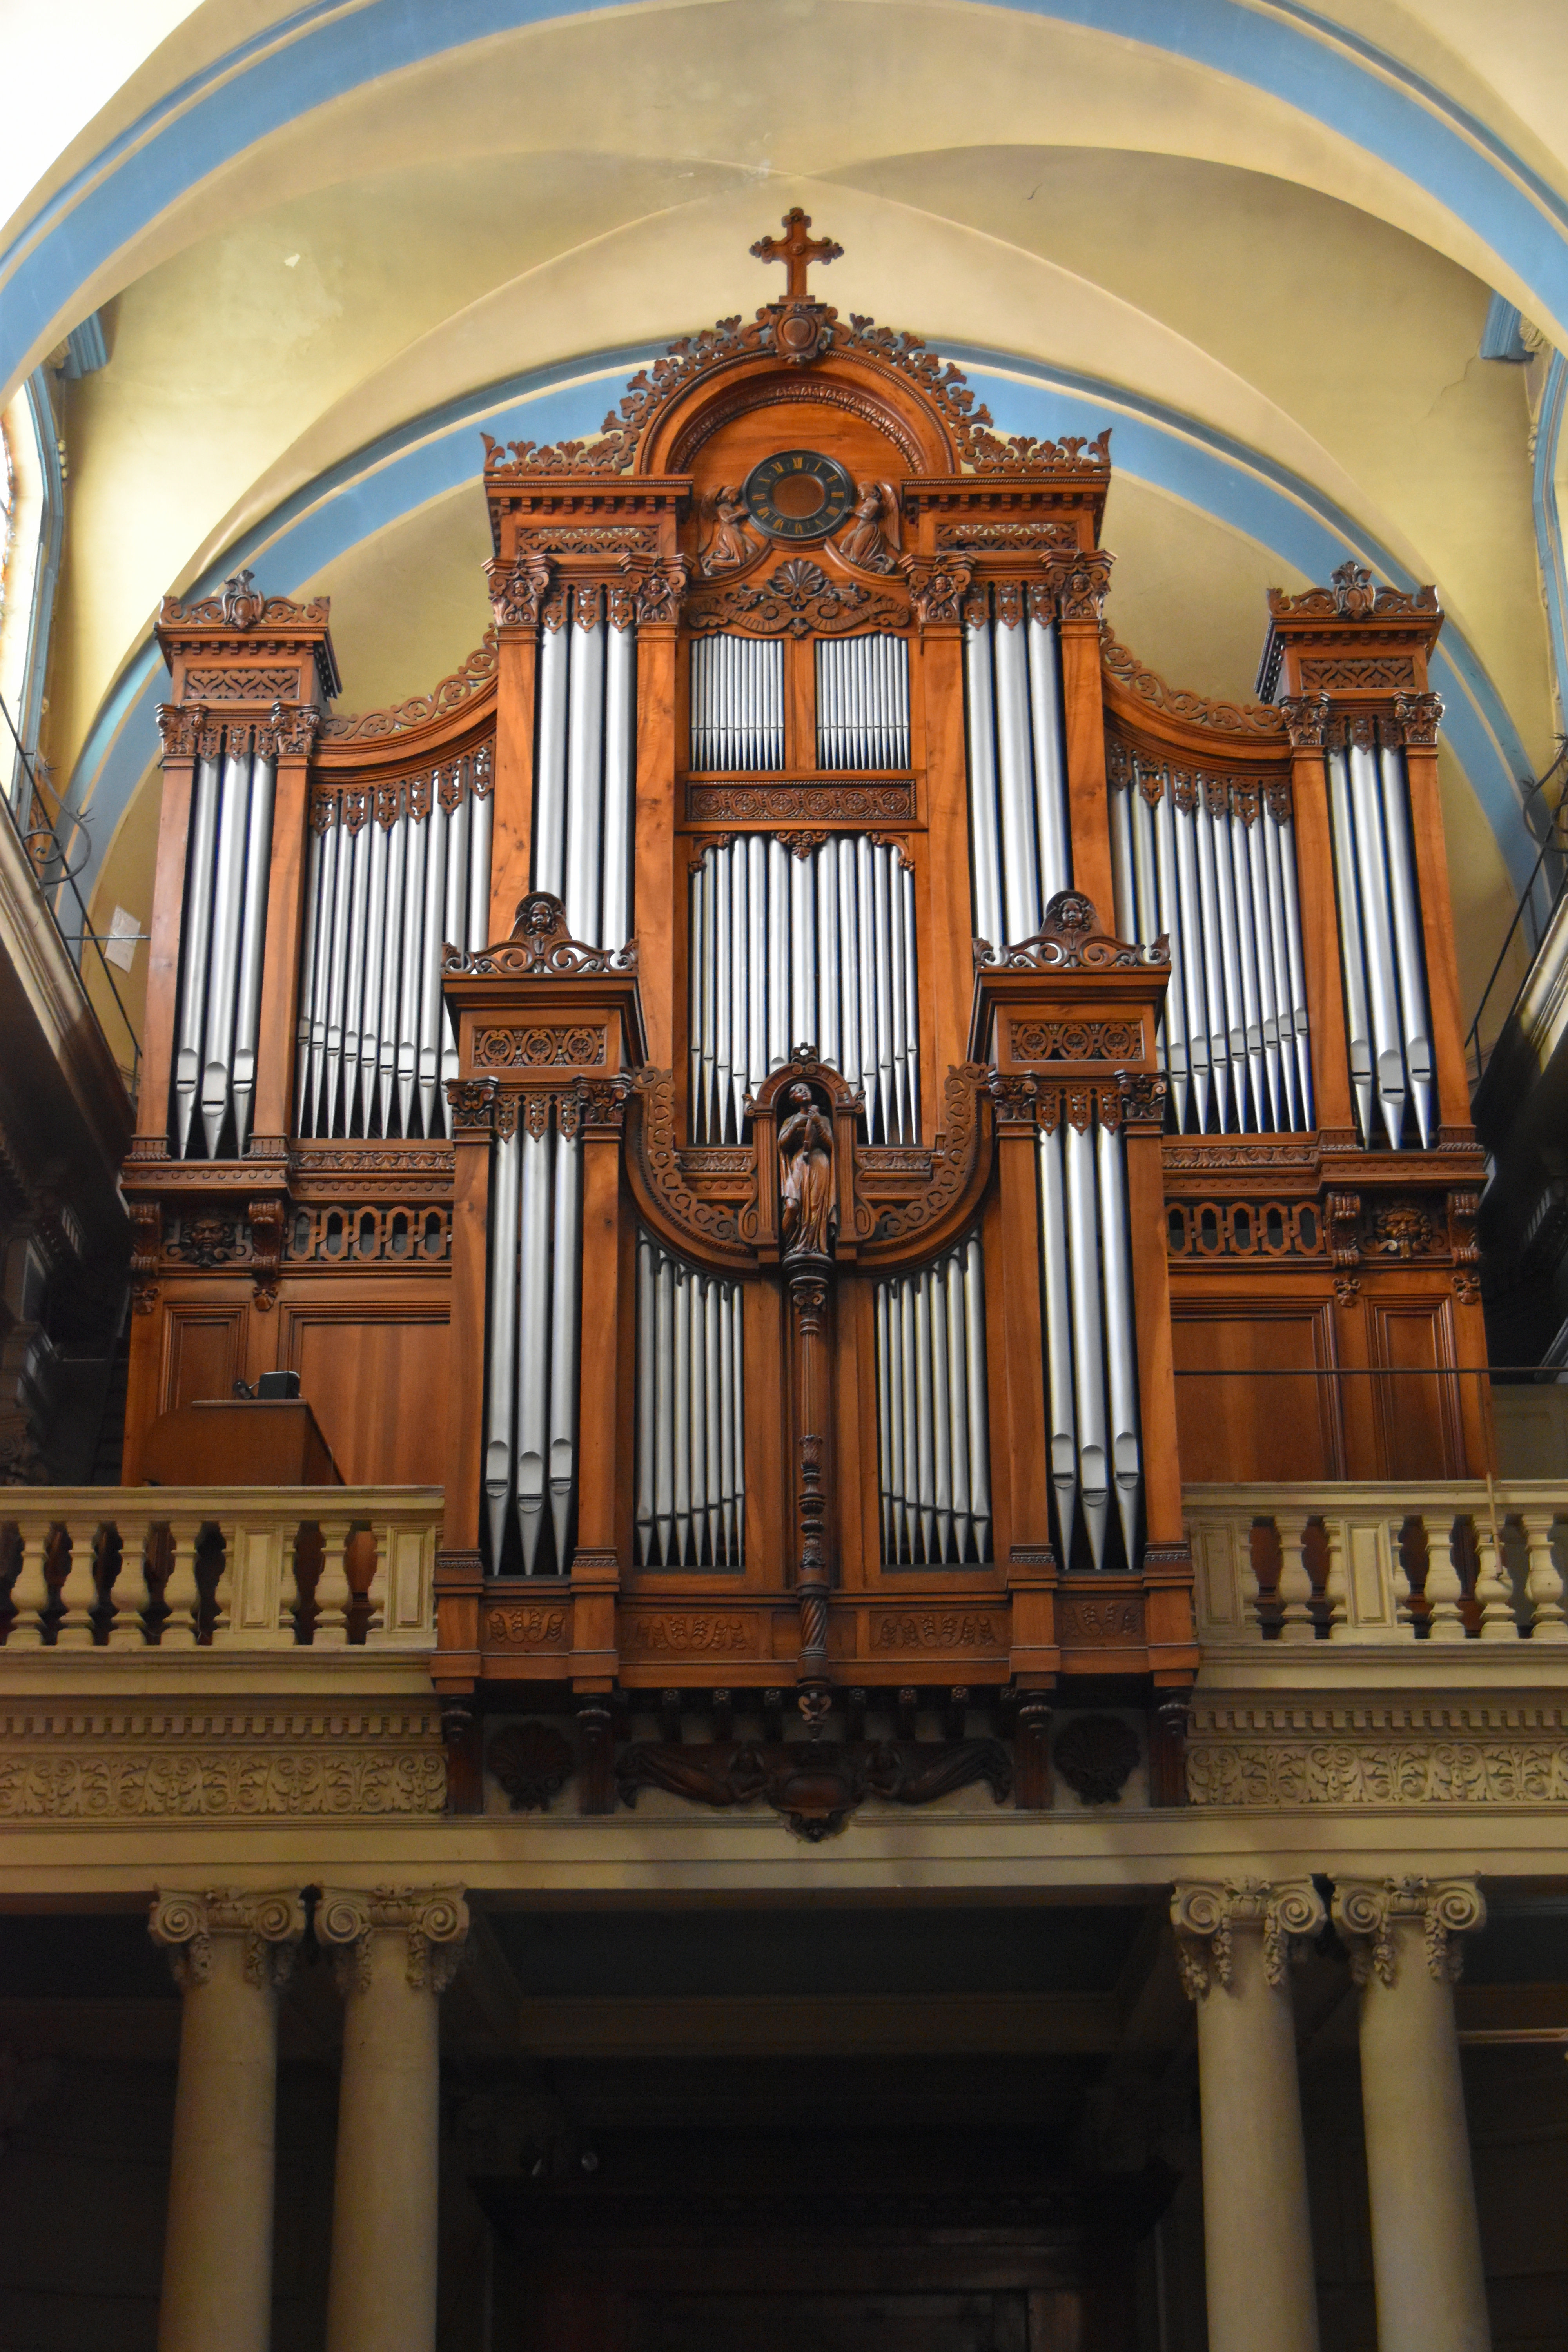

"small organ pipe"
[230,745,275,1155]
[929,1269,953,1561]
[1065,1116,1111,1569]
[898,1279,919,1562]
[962,1238,992,1558]
[876,1283,895,1559]
[914,1273,936,1560]
[944,1254,971,1562]
[874,1242,992,1567]
[1377,742,1434,1145]
[632,1239,744,1567]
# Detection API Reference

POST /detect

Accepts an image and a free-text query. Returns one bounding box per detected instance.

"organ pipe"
[295,750,492,1142]
[171,727,278,1158]
[634,1235,745,1568]
[875,1239,991,1567]
[690,634,784,771]
[484,1108,584,1574]
[1326,734,1434,1148]
[1037,1101,1143,1571]
[1107,758,1312,1135]
[688,836,920,1145]
[815,635,910,768]
[964,593,1072,946]
[531,589,638,949]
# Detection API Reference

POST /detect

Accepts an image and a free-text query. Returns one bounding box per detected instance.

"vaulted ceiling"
[8,0,1566,1029]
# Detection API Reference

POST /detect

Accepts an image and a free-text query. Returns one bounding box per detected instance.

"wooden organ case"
[123,217,1490,1822]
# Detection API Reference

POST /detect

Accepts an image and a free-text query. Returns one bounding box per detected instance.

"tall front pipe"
[1377,742,1434,1144]
[1065,1114,1110,1568]
[484,1125,521,1569]
[547,1129,582,1570]
[564,594,606,945]
[533,622,569,898]
[1037,1120,1078,1568]
[1098,1118,1142,1567]
[199,739,253,1154]
[230,746,276,1154]
[601,620,635,948]
[964,611,1004,950]
[514,1119,552,1572]
[1326,748,1376,1145]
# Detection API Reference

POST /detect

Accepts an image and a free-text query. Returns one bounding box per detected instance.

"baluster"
[55,1519,104,1648]
[7,1517,53,1646]
[1392,1516,1417,1630]
[1243,1520,1268,1635]
[106,1515,152,1648]
[1321,1516,1349,1639]
[363,1523,388,1640]
[1422,1512,1467,1641]
[1276,1512,1315,1643]
[1522,1509,1568,1642]
[1472,1505,1519,1640]
[208,1522,234,1642]
[161,1517,203,1647]
[314,1517,353,1646]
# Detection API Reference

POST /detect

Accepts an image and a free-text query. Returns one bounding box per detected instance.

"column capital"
[149,1886,307,1989]
[1331,1875,1486,1986]
[316,1884,470,1995]
[1171,1877,1326,1998]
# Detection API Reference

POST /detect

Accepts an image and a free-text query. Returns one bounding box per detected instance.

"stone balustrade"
[0,1487,441,1650]
[1187,1480,1568,1644]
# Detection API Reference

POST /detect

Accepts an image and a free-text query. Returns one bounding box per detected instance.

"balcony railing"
[0,1488,441,1651]
[1188,1482,1568,1644]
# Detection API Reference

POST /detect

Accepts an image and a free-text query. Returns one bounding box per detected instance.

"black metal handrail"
[1466,737,1568,1087]
[0,689,140,1096]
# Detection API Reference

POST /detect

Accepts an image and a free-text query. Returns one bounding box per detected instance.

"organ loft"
[122,212,1487,1824]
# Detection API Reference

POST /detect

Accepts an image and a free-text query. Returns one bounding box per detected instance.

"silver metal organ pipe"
[1110,776,1137,944]
[514,1119,554,1572]
[817,848,840,1073]
[1170,783,1210,1131]
[294,817,327,1135]
[1064,1115,1111,1569]
[1245,806,1287,1128]
[789,847,811,1049]
[415,794,448,1136]
[874,1241,991,1566]
[394,799,426,1135]
[1225,804,1268,1129]
[467,773,492,953]
[322,804,359,1138]
[1347,737,1407,1147]
[230,744,276,1156]
[747,836,767,1122]
[964,615,1005,951]
[375,800,407,1136]
[633,1238,745,1568]
[1205,786,1250,1130]
[900,858,921,1140]
[563,593,606,944]
[1036,1119,1078,1571]
[1326,746,1376,1144]
[767,838,790,1074]
[601,619,636,949]
[1097,1117,1142,1567]
[547,1127,583,1568]
[173,750,221,1155]
[483,1124,521,1570]
[1190,787,1230,1132]
[729,843,749,1143]
[837,838,862,1105]
[1377,740,1434,1145]
[1027,615,1072,900]
[856,838,879,1141]
[533,621,569,898]
[714,844,733,1143]
[1277,811,1314,1127]
[356,811,390,1135]
[1152,779,1191,1131]
[1261,808,1303,1129]
[199,738,253,1154]
[992,611,1042,944]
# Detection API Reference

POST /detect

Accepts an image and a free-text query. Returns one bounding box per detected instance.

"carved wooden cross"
[750,209,842,301]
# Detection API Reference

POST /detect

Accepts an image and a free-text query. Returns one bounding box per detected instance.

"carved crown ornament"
[443,891,638,981]
[975,889,1171,975]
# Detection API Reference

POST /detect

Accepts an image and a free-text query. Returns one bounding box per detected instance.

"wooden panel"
[162,1308,249,1412]
[284,1311,449,1485]
[1171,1304,1341,1482]
[1367,1296,1464,1479]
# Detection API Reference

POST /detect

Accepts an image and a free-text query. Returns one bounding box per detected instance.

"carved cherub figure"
[778,1083,836,1259]
[697,485,759,575]
[834,481,899,573]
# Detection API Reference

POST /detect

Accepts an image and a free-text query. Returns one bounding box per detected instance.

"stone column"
[1332,1877,1491,2352]
[317,1886,469,2352]
[149,1887,306,2352]
[1171,1878,1325,2352]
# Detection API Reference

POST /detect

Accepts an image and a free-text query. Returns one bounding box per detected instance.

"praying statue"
[778,1083,835,1259]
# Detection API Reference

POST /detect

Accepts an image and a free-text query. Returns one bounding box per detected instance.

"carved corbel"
[155,704,206,760]
[898,553,973,628]
[619,550,690,626]
[1394,691,1444,746]
[254,700,321,760]
[247,1197,284,1310]
[1046,549,1114,622]
[445,1076,500,1138]
[484,549,554,629]
[129,1200,162,1314]
[1278,694,1330,750]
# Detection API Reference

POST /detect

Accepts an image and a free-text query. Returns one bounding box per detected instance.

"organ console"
[122,215,1491,1817]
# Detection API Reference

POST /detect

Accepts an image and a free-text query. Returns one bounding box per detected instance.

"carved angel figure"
[779,1084,836,1259]
[834,481,899,573]
[697,486,757,575]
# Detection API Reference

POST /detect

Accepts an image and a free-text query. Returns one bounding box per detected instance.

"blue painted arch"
[65,339,1539,905]
[4,0,1568,409]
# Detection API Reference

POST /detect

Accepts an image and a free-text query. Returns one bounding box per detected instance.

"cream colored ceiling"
[7,0,1563,1018]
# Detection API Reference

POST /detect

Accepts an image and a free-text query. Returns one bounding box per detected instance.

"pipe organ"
[124,215,1492,1826]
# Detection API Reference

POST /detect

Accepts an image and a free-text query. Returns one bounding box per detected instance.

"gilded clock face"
[742,449,854,541]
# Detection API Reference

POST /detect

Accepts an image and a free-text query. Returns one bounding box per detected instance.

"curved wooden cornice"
[1100,626,1290,772]
[624,1069,754,1273]
[314,631,498,773]
[856,1064,995,1270]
